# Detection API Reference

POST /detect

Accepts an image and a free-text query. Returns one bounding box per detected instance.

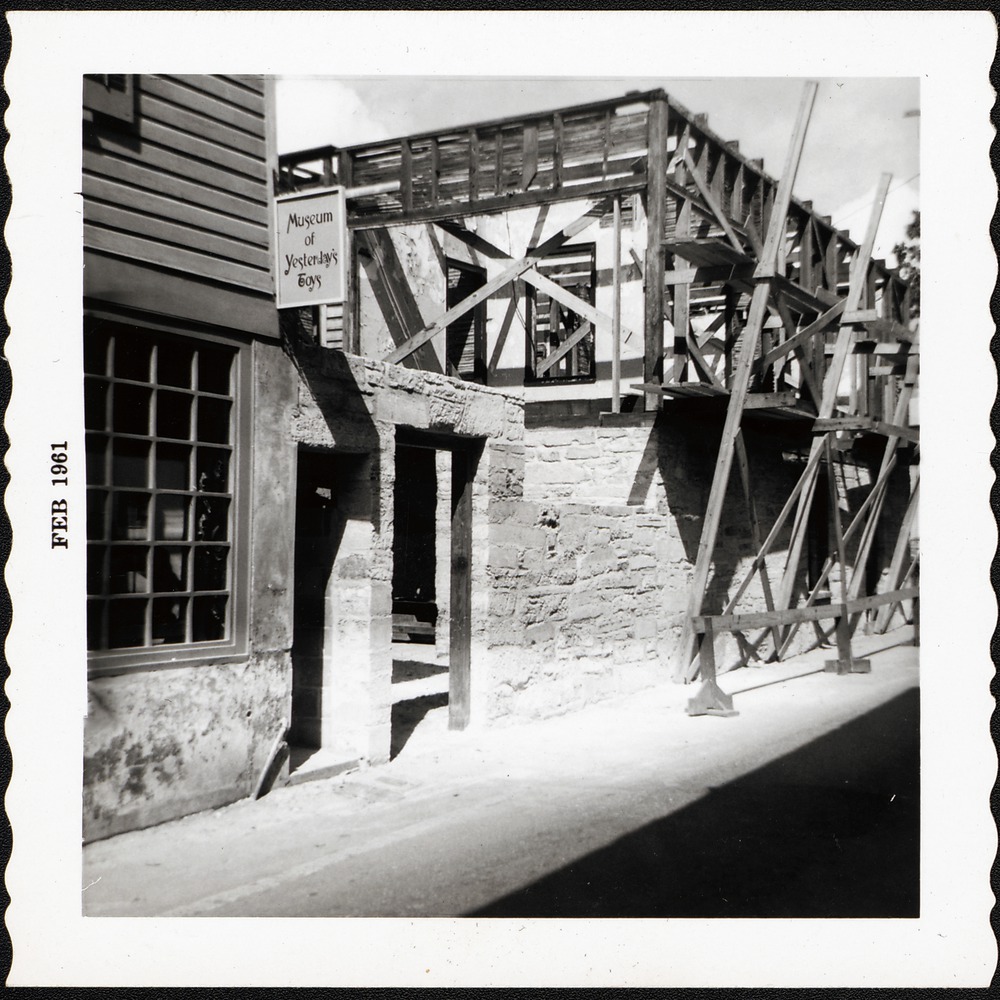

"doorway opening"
[289,447,369,780]
[390,432,481,759]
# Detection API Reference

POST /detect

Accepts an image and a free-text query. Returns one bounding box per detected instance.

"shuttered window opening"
[445,260,487,384]
[83,74,136,125]
[526,243,597,383]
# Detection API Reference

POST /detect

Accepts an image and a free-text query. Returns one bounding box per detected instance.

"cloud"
[275,77,392,153]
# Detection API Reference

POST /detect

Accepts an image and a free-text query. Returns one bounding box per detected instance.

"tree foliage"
[892,210,920,317]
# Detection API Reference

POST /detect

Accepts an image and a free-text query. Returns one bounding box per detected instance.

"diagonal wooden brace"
[384,197,611,365]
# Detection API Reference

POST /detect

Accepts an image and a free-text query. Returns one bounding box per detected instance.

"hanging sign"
[274,187,346,309]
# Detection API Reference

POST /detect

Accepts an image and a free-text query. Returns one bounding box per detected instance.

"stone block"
[526,621,555,645]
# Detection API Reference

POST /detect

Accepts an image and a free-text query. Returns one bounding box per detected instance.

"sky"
[275,76,919,263]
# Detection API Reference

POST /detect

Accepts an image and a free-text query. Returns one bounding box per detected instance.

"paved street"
[83,627,918,918]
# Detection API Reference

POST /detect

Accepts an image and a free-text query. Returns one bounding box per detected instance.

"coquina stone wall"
[476,412,910,722]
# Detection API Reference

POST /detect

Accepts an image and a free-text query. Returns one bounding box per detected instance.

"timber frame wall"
[278,86,919,695]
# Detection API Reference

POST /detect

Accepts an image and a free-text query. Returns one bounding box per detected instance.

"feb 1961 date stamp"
[50,441,69,549]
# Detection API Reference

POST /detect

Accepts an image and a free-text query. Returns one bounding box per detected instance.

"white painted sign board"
[274,187,346,309]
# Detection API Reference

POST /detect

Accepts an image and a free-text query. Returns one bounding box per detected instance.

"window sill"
[87,646,249,680]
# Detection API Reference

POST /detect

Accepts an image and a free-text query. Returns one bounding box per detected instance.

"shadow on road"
[391,692,449,761]
[467,687,919,918]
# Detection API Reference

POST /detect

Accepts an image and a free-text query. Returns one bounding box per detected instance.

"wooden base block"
[686,679,739,717]
[824,658,872,675]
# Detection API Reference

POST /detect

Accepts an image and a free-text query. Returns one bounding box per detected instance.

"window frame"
[83,74,137,126]
[524,242,598,386]
[84,314,252,678]
[445,258,488,385]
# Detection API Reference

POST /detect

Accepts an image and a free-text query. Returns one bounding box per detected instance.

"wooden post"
[400,138,413,213]
[874,476,920,633]
[429,136,440,205]
[679,82,818,679]
[469,129,480,204]
[552,113,564,190]
[734,429,781,656]
[686,618,738,716]
[774,173,893,617]
[644,95,669,411]
[449,444,474,730]
[611,193,622,413]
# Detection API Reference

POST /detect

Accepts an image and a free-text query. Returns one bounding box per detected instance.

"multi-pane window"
[85,322,238,654]
[526,243,596,383]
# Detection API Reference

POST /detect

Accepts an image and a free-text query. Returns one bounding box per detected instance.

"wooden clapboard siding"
[84,174,267,246]
[82,150,269,226]
[85,127,266,203]
[84,200,271,270]
[164,74,266,114]
[83,74,273,307]
[84,225,272,294]
[104,115,268,183]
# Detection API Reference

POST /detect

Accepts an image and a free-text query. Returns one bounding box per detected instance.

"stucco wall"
[83,339,297,843]
[356,200,649,398]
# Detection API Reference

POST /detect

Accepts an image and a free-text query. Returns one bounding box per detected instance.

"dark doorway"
[392,444,438,643]
[290,448,366,760]
[390,432,482,755]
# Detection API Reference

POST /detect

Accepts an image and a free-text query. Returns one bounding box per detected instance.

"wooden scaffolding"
[277,84,919,709]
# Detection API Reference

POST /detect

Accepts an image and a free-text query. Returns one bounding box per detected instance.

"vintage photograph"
[78,73,924,919]
[4,9,995,989]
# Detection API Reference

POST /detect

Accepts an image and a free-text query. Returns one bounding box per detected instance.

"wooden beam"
[813,416,874,433]
[761,300,846,369]
[743,391,798,409]
[686,329,724,390]
[773,174,893,617]
[845,173,892,314]
[522,123,538,190]
[845,381,913,602]
[449,443,475,730]
[468,129,480,203]
[671,197,691,383]
[683,150,745,255]
[400,138,413,212]
[692,587,917,633]
[348,176,647,231]
[552,113,564,190]
[429,136,440,204]
[629,247,644,278]
[735,429,782,655]
[685,617,738,717]
[874,476,920,633]
[384,198,611,364]
[680,81,818,680]
[756,82,818,278]
[664,262,755,286]
[644,96,670,409]
[487,288,520,378]
[522,267,637,345]
[825,437,848,604]
[535,319,593,376]
[775,450,901,658]
[612,193,623,413]
[437,218,638,344]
